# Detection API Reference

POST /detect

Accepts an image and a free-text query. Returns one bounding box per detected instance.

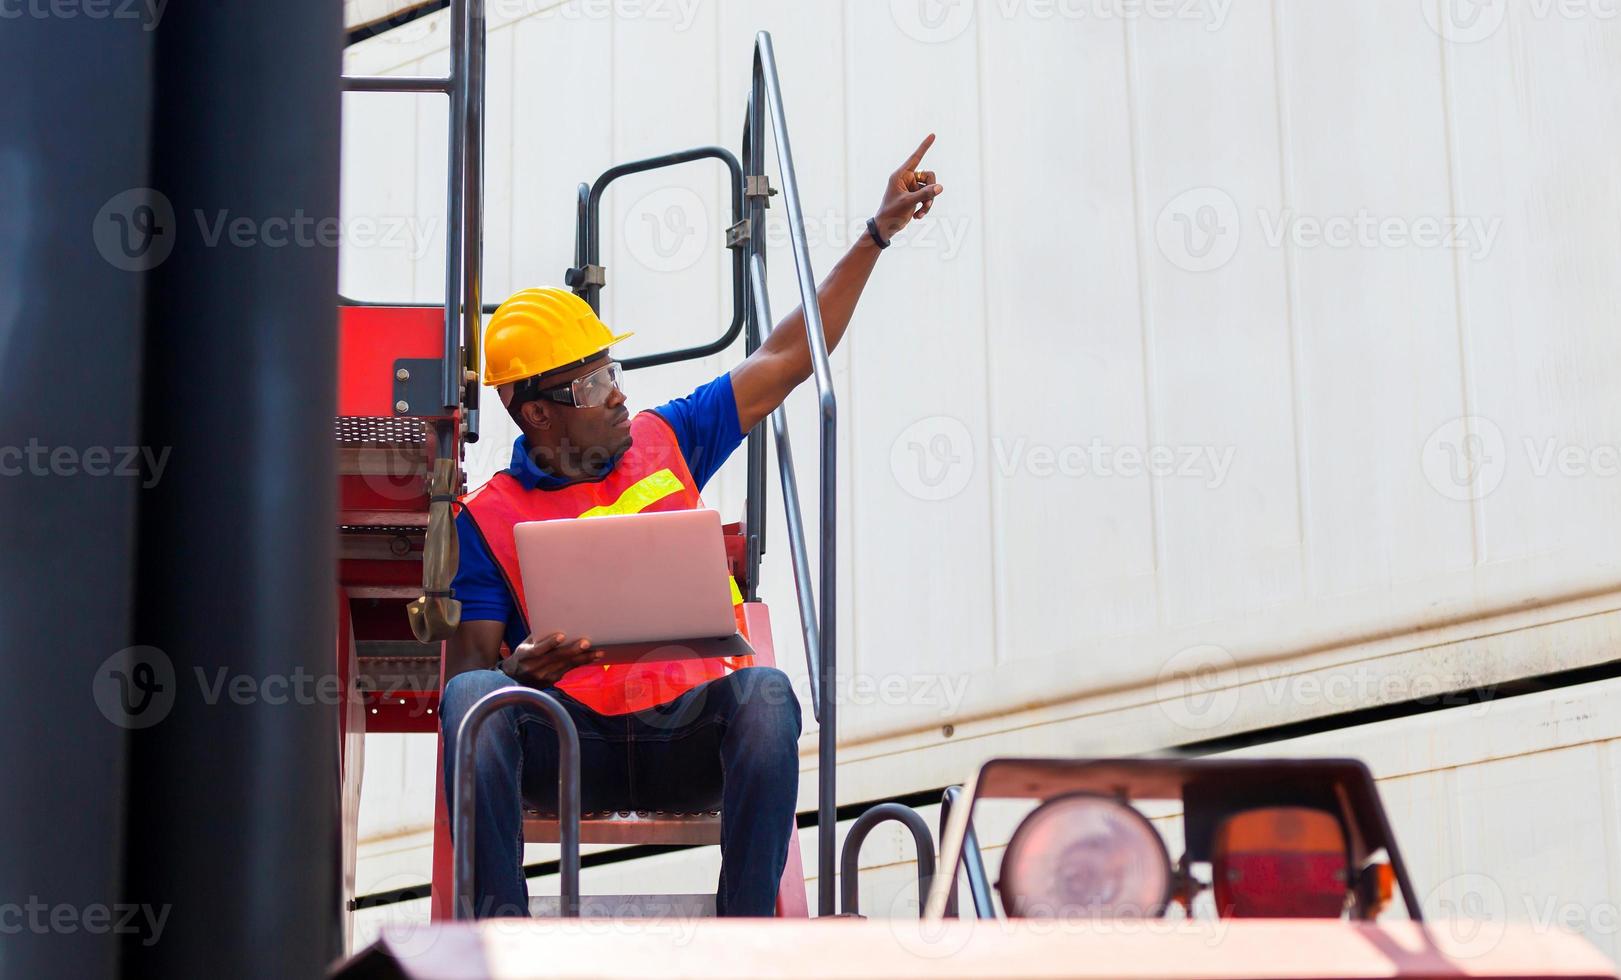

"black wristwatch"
[866,216,891,250]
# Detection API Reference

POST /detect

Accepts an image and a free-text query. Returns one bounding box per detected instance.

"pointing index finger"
[903,133,936,171]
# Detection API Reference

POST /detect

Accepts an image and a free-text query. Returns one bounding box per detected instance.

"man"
[440,135,943,918]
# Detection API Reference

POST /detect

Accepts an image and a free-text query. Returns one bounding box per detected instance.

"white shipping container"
[342,0,1621,959]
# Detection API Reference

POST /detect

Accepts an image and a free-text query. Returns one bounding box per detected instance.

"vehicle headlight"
[996,792,1172,919]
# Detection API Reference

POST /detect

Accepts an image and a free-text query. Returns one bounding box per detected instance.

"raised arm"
[731,134,944,432]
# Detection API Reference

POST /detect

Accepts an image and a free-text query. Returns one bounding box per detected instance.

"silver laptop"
[513,508,753,664]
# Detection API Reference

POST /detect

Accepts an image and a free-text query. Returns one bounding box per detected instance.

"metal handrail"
[455,0,485,439]
[452,686,581,919]
[750,258,819,718]
[572,180,590,295]
[748,29,839,917]
[341,75,453,94]
[340,0,484,433]
[839,804,935,917]
[740,60,770,603]
[574,146,748,371]
[939,786,994,918]
[342,0,484,643]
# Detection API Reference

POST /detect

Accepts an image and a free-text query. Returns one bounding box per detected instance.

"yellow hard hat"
[482,287,633,387]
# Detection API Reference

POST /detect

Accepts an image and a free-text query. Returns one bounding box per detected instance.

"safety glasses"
[522,360,624,410]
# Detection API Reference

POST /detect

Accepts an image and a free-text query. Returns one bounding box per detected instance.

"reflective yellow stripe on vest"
[577,469,685,519]
[576,468,745,607]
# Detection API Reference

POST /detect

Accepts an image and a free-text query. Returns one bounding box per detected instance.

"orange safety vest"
[459,411,751,715]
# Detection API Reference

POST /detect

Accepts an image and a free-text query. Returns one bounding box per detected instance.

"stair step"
[523,808,722,846]
[340,529,425,562]
[354,645,441,694]
[529,893,715,919]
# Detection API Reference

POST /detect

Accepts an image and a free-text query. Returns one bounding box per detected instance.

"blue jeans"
[440,666,803,918]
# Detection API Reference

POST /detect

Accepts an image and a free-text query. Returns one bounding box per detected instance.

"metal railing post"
[457,0,485,441]
[742,79,769,597]
[340,0,483,433]
[340,76,453,93]
[839,804,935,917]
[750,258,821,720]
[341,0,485,638]
[939,786,994,918]
[574,147,747,370]
[750,30,838,916]
[453,687,581,919]
[572,181,591,304]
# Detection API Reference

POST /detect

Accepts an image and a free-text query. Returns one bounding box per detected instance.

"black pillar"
[124,0,343,976]
[0,8,153,980]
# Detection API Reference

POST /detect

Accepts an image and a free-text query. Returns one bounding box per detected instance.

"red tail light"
[1212,806,1349,918]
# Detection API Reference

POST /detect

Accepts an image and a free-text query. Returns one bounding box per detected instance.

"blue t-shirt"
[453,372,744,651]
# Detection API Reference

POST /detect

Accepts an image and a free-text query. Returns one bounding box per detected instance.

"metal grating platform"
[334,415,428,445]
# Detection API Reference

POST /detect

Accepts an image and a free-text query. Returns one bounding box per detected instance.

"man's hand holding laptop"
[498,631,600,687]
